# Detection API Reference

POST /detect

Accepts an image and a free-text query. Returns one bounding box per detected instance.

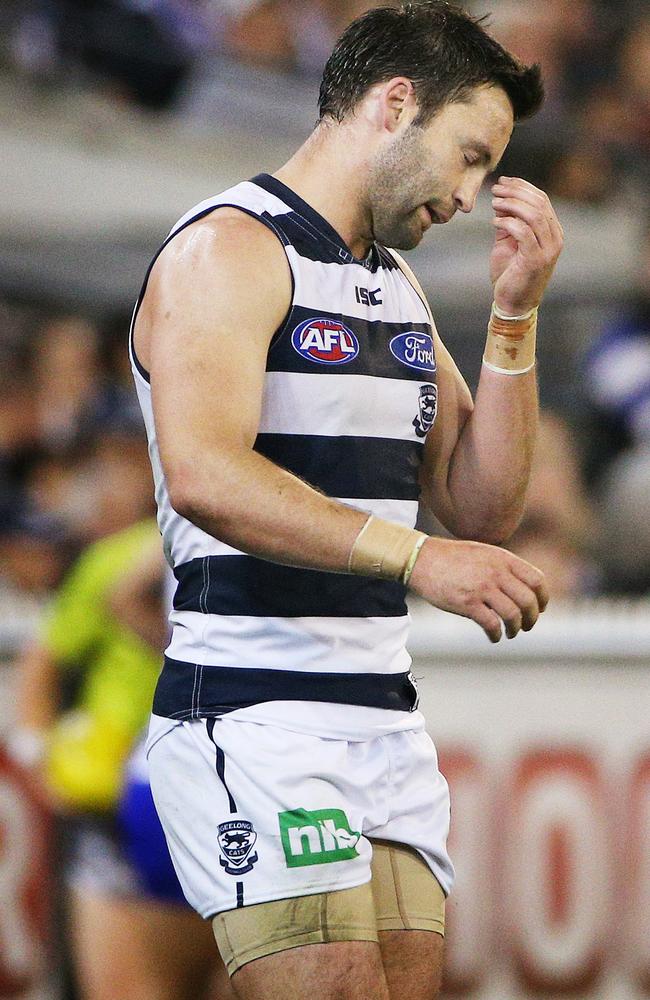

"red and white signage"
[0,749,50,998]
[413,627,650,1000]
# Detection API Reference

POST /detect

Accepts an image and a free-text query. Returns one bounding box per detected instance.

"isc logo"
[291,318,360,365]
[355,286,383,306]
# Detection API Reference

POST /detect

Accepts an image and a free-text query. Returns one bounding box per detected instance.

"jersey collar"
[251,173,376,270]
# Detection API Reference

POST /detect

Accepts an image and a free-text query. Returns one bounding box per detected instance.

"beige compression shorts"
[213,839,445,977]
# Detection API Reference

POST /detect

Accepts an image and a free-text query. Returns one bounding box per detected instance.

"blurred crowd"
[5,0,650,209]
[0,304,154,620]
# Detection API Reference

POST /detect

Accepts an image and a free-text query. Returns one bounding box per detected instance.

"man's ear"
[380,77,417,133]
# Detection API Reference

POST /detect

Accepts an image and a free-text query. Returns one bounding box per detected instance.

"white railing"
[408,597,650,660]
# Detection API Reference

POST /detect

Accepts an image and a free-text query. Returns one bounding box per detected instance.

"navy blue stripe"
[236,883,244,908]
[268,305,435,382]
[252,174,393,272]
[260,210,384,271]
[206,719,237,813]
[254,434,422,502]
[152,656,418,718]
[376,245,402,272]
[173,556,408,618]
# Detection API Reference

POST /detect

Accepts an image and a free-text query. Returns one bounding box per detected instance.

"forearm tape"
[483,303,538,375]
[348,515,427,585]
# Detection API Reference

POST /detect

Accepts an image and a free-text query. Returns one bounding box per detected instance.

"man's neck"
[273,124,374,260]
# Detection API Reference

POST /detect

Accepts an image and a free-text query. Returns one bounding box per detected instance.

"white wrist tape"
[492,303,538,322]
[348,515,428,584]
[482,357,536,376]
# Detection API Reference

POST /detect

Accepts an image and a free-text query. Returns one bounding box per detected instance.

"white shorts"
[146,713,454,919]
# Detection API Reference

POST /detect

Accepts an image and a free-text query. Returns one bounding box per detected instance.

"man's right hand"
[408,536,549,642]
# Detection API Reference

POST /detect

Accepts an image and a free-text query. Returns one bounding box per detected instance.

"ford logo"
[389,332,436,372]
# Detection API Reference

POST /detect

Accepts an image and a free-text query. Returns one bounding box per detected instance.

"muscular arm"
[402,176,562,545]
[422,337,537,544]
[15,641,60,732]
[136,212,368,572]
[389,250,535,543]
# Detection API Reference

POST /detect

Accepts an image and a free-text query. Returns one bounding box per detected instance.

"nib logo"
[278,808,361,868]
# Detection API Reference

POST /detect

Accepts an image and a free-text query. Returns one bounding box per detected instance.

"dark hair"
[318,1,544,125]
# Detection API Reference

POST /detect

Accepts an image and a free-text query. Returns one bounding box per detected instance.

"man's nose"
[453,178,482,214]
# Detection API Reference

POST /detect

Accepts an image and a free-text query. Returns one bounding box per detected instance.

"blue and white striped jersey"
[131,174,439,739]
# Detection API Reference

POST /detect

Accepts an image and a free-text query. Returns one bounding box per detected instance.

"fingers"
[469,603,503,644]
[472,558,549,643]
[500,574,542,631]
[491,214,541,254]
[492,199,554,251]
[485,591,523,639]
[510,557,550,613]
[414,538,549,644]
[492,176,564,249]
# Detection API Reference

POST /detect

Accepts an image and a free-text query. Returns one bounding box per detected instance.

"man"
[130,3,563,998]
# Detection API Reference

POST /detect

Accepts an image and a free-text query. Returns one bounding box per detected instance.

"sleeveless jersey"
[131,174,439,740]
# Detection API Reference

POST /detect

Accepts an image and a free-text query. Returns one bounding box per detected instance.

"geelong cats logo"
[217,820,259,875]
[413,384,438,438]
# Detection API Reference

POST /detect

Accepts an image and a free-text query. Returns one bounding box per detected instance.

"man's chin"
[377,223,423,252]
[391,231,424,251]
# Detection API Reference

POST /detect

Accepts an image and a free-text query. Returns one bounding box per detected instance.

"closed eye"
[463,143,493,169]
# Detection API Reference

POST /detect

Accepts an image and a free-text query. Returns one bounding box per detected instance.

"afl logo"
[292,318,359,365]
[389,332,436,372]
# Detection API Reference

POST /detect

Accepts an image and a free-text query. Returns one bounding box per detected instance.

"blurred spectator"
[223,0,398,76]
[581,235,650,593]
[598,444,650,594]
[583,234,650,485]
[0,301,154,617]
[546,145,616,206]
[0,511,73,598]
[9,0,217,109]
[83,417,155,539]
[33,314,99,450]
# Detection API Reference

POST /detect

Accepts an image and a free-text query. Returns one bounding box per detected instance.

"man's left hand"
[490,177,564,315]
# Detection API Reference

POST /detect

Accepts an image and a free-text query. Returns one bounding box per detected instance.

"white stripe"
[164,497,419,565]
[288,249,430,325]
[167,611,411,674]
[168,192,432,327]
[169,182,292,236]
[259,372,428,441]
[338,498,418,528]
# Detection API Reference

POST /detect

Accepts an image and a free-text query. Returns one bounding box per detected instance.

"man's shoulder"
[158,204,286,277]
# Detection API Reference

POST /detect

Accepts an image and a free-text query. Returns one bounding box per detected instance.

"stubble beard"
[366,126,433,250]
